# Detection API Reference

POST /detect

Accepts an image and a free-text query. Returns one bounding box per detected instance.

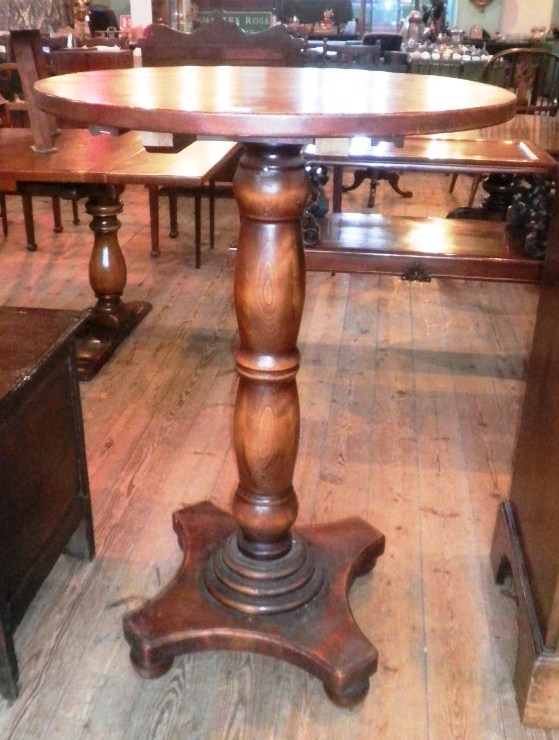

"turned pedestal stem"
[86,185,129,330]
[204,143,327,613]
[122,143,385,705]
[74,185,151,380]
[232,142,308,558]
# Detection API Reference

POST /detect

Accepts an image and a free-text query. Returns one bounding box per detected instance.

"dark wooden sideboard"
[491,190,559,727]
[0,307,95,701]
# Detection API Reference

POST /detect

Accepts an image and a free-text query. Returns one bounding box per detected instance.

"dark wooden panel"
[50,49,133,75]
[0,306,95,701]
[506,191,559,649]
[304,213,542,283]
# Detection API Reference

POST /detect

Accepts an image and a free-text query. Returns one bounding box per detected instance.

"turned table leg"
[123,143,385,706]
[75,185,151,380]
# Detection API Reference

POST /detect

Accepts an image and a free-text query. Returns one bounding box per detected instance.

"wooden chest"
[0,307,95,701]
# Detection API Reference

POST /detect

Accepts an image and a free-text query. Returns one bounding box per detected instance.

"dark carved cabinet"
[491,194,559,728]
[0,307,95,701]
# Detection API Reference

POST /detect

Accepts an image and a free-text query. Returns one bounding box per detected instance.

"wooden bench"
[303,135,556,282]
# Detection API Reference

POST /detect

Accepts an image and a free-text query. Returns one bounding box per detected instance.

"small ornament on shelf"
[73,0,90,45]
[321,9,334,30]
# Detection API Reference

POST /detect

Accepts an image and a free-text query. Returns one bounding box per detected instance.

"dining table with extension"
[33,65,517,707]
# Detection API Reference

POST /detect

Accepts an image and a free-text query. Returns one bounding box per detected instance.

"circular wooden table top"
[34,66,517,140]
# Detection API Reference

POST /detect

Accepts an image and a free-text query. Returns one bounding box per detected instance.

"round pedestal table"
[35,66,516,706]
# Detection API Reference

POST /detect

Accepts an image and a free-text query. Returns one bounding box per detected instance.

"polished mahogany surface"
[31,64,518,706]
[34,66,517,140]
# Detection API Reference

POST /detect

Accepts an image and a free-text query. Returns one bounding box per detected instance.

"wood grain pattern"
[33,67,517,141]
[30,65,523,711]
[0,172,554,737]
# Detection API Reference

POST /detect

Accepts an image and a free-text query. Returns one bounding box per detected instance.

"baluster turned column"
[204,143,325,613]
[123,142,384,708]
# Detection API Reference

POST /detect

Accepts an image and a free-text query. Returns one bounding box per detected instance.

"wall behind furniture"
[107,0,559,32]
[110,1,133,21]
[455,0,502,37]
[501,0,553,35]
[4,0,555,36]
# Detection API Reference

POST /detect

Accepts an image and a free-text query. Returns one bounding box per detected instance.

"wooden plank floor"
[0,167,555,739]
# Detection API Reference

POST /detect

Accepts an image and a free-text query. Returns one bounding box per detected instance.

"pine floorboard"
[0,168,555,739]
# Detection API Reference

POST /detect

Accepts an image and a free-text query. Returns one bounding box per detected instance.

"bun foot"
[130,650,173,679]
[324,677,370,708]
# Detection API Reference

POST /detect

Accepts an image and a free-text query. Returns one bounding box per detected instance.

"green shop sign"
[198,12,272,32]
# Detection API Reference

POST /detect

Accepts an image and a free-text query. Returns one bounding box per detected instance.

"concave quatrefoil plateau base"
[122,501,385,707]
